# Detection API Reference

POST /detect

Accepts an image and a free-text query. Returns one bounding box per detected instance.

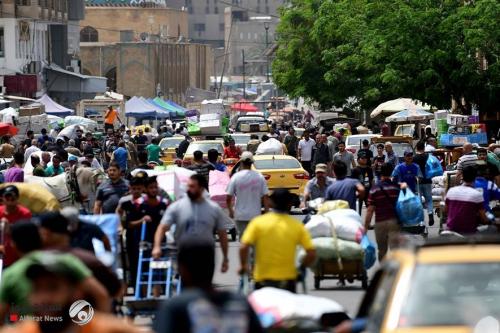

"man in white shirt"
[425,137,437,152]
[298,130,315,175]
[226,151,269,239]
[24,139,40,162]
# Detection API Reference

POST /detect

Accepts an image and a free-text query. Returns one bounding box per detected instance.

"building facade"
[0,0,87,97]
[80,3,189,43]
[80,42,213,103]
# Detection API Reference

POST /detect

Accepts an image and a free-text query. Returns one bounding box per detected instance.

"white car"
[231,133,251,152]
[345,134,381,154]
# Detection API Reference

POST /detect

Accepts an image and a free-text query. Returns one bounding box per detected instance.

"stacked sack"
[302,201,366,265]
[431,175,445,199]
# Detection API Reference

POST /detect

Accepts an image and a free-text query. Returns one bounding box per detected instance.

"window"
[0,28,4,57]
[205,6,209,13]
[194,23,206,32]
[219,23,225,31]
[254,158,302,170]
[247,32,251,39]
[188,6,193,13]
[265,6,269,14]
[254,33,258,40]
[80,26,98,42]
[214,6,218,14]
[239,32,244,40]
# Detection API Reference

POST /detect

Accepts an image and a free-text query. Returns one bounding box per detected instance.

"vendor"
[223,139,242,159]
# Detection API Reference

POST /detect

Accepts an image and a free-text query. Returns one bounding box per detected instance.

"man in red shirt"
[223,138,242,159]
[0,185,32,267]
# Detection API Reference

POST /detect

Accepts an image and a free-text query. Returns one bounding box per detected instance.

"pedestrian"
[384,142,398,167]
[37,212,121,300]
[372,143,386,181]
[68,155,79,169]
[41,152,51,169]
[456,143,478,181]
[177,135,190,159]
[23,139,40,163]
[239,189,316,292]
[135,129,148,152]
[425,137,437,152]
[392,150,422,193]
[111,141,130,172]
[247,134,260,155]
[154,242,264,333]
[351,152,374,214]
[303,163,335,203]
[445,166,489,234]
[123,134,138,168]
[74,127,84,150]
[105,136,119,166]
[2,252,140,333]
[328,130,339,152]
[357,139,374,166]
[312,134,331,171]
[30,155,46,177]
[298,130,315,175]
[207,148,227,172]
[474,160,500,215]
[146,137,162,164]
[44,154,65,176]
[94,162,130,214]
[187,150,215,186]
[65,139,82,156]
[0,185,32,267]
[477,147,500,183]
[79,152,103,170]
[364,163,401,261]
[325,161,365,210]
[153,174,230,274]
[223,138,242,159]
[284,128,298,158]
[116,173,147,287]
[37,128,53,150]
[0,222,110,322]
[226,151,269,238]
[22,130,35,150]
[4,152,24,183]
[104,105,122,132]
[381,121,390,136]
[0,136,14,158]
[413,141,435,226]
[333,142,356,177]
[138,176,170,244]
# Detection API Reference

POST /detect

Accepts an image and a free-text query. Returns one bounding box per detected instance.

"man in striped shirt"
[456,143,478,181]
[445,165,489,234]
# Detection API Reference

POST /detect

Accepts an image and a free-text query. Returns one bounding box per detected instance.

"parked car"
[345,134,381,154]
[230,133,251,152]
[182,140,224,166]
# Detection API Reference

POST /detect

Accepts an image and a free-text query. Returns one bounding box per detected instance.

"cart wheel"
[361,273,369,290]
[230,228,237,242]
[314,277,320,290]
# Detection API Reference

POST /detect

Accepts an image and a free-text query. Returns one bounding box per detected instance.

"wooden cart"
[313,258,368,290]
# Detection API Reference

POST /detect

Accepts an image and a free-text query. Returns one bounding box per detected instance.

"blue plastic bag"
[425,154,443,178]
[396,188,424,226]
[361,235,376,270]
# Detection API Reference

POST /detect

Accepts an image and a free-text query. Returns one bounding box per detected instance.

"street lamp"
[264,22,270,83]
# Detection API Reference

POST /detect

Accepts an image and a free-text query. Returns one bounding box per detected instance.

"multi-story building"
[0,0,106,105]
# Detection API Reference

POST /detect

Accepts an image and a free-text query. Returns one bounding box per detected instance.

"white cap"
[240,151,254,163]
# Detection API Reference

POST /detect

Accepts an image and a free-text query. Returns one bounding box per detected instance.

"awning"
[125,96,156,119]
[231,99,259,112]
[45,64,107,94]
[35,94,74,116]
[152,97,185,117]
[370,98,431,118]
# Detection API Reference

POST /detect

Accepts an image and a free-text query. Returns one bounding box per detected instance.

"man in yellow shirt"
[239,189,316,292]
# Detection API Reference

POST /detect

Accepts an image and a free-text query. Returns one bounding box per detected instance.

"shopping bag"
[361,235,376,270]
[425,154,443,178]
[396,188,424,226]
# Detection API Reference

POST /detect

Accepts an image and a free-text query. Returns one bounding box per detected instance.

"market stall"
[435,112,488,146]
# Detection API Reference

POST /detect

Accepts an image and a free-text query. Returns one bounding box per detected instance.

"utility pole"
[242,49,246,100]
[264,22,270,83]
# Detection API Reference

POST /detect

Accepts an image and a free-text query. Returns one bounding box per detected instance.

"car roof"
[347,134,381,138]
[231,133,251,137]
[160,137,184,141]
[237,116,266,121]
[253,155,297,161]
[188,140,223,144]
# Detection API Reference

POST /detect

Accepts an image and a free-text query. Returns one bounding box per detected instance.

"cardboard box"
[19,105,43,117]
[200,113,221,122]
[199,119,222,135]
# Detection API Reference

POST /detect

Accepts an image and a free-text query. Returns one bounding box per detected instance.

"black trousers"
[301,161,312,175]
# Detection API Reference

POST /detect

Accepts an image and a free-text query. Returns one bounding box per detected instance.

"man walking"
[326,161,365,210]
[364,163,401,261]
[187,150,215,186]
[30,155,46,177]
[226,152,269,238]
[351,152,374,214]
[111,141,130,172]
[312,134,331,171]
[456,143,478,181]
[284,128,298,158]
[303,164,334,203]
[333,142,356,177]
[298,131,315,175]
[24,140,40,163]
[392,151,422,193]
[239,189,315,292]
[413,141,435,226]
[153,174,229,274]
[384,142,398,167]
[4,153,24,183]
[94,162,130,214]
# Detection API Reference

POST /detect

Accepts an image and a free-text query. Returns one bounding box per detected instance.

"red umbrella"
[0,123,18,136]
[231,99,259,112]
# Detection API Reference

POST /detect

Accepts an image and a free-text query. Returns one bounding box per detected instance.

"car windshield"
[396,124,414,136]
[346,135,377,147]
[186,142,223,155]
[254,158,301,170]
[370,143,412,158]
[232,135,250,144]
[159,138,183,149]
[398,262,500,327]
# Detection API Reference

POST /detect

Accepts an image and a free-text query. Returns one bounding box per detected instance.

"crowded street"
[0,0,498,332]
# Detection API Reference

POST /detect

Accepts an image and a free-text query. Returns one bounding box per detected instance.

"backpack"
[425,154,443,179]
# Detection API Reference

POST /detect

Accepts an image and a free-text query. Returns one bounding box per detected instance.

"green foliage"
[273,0,500,113]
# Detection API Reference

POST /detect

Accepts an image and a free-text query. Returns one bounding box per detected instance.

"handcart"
[313,258,368,290]
[125,222,181,318]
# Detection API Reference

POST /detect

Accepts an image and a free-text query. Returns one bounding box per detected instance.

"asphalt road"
[213,212,441,317]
